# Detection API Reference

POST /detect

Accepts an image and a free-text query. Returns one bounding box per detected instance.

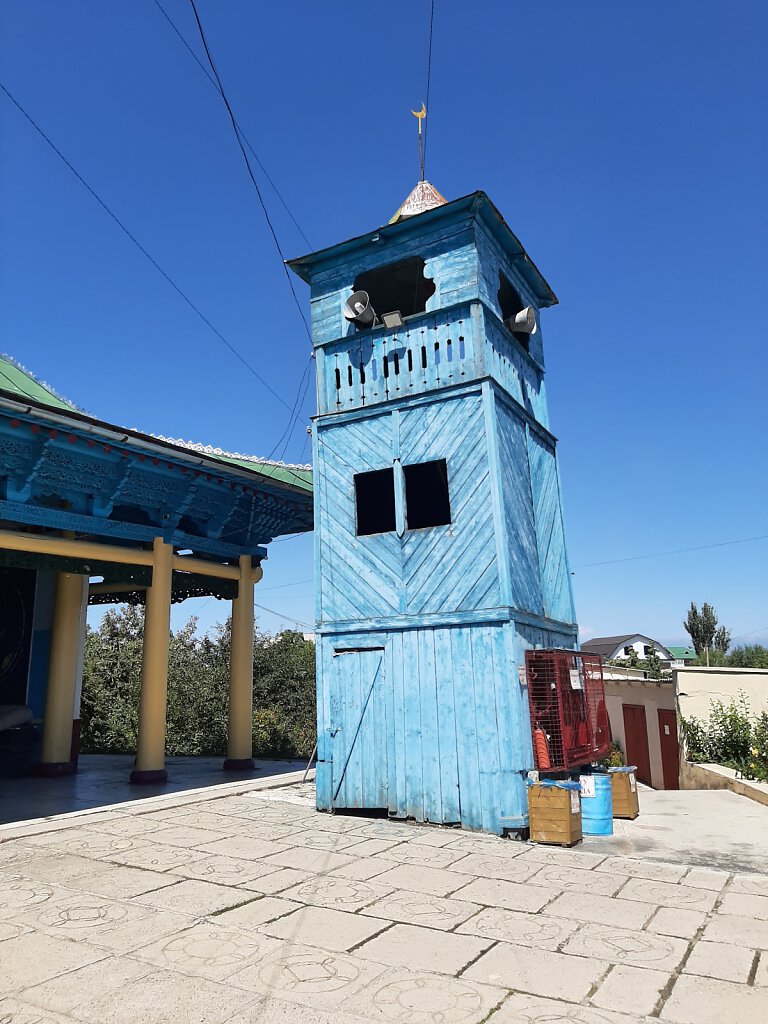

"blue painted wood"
[301,191,575,835]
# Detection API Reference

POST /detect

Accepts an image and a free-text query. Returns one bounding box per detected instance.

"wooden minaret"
[289,187,577,834]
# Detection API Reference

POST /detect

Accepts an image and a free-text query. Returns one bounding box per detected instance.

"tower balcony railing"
[315,299,547,427]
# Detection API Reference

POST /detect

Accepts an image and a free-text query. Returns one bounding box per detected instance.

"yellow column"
[39,572,89,775]
[224,556,260,771]
[131,537,173,784]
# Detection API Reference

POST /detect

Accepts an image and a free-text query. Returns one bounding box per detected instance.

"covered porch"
[0,355,313,787]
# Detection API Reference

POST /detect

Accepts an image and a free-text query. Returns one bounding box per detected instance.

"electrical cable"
[572,533,768,570]
[422,0,435,175]
[152,0,311,250]
[0,79,296,415]
[255,602,312,630]
[186,0,311,345]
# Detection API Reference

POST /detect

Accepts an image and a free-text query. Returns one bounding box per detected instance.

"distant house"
[581,634,679,667]
[667,646,697,665]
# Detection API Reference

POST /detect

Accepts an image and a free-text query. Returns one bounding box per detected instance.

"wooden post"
[224,556,260,771]
[131,537,173,784]
[39,572,88,775]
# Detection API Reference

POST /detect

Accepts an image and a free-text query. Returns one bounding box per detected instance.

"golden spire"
[412,103,427,181]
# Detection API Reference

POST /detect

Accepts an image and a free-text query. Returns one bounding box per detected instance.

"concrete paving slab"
[329,855,402,881]
[377,842,466,869]
[215,895,300,930]
[647,906,707,940]
[683,938,755,983]
[131,878,257,916]
[729,872,768,897]
[279,876,394,912]
[617,877,718,913]
[0,931,106,995]
[594,856,688,883]
[131,919,282,980]
[562,922,688,971]
[488,992,644,1023]
[246,866,315,894]
[13,892,194,952]
[591,963,671,1017]
[456,906,580,950]
[660,974,768,1024]
[260,845,356,873]
[718,890,768,920]
[702,911,768,949]
[258,904,390,951]
[228,942,388,1012]
[363,889,482,930]
[529,865,628,897]
[0,997,82,1023]
[372,863,468,897]
[464,942,608,1002]
[171,852,283,887]
[340,967,505,1024]
[681,866,730,891]
[452,876,559,913]
[519,846,607,870]
[544,892,656,930]
[19,955,154,1015]
[224,1002,371,1024]
[354,922,492,975]
[449,853,544,883]
[73,967,256,1024]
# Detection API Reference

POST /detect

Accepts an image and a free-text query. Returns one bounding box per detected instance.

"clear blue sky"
[1,2,766,646]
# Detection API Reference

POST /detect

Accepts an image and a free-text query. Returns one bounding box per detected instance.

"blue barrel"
[580,773,613,836]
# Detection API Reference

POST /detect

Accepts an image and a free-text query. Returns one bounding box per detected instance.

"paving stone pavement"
[1,778,768,1024]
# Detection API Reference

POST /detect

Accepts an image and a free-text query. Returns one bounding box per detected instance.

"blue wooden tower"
[289,187,578,834]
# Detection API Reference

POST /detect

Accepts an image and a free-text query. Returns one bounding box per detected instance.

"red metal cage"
[525,648,611,772]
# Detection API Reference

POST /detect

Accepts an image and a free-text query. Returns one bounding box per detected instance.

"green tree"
[644,644,664,680]
[684,601,719,656]
[714,626,731,653]
[726,644,768,669]
[80,607,316,759]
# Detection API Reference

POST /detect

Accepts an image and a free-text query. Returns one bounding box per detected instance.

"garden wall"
[675,667,768,721]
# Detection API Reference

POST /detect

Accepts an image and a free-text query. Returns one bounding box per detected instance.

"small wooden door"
[330,647,387,809]
[622,704,652,786]
[658,709,680,790]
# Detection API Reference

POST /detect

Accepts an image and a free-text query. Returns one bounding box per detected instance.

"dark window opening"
[334,368,341,390]
[404,459,451,530]
[353,256,435,323]
[383,355,389,379]
[393,352,400,375]
[407,349,413,372]
[421,345,427,369]
[347,365,353,387]
[498,272,530,352]
[359,360,365,385]
[355,468,396,536]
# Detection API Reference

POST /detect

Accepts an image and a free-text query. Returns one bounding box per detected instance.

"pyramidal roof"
[389,180,447,224]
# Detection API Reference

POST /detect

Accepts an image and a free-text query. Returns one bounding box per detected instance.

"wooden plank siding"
[301,192,577,835]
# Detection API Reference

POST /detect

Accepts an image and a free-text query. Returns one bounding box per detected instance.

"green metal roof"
[667,646,696,660]
[0,354,79,412]
[0,354,312,494]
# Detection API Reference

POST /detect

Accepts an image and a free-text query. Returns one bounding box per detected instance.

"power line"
[255,602,312,630]
[573,533,768,571]
[186,0,311,345]
[152,0,312,250]
[0,79,295,415]
[270,354,314,464]
[422,0,435,174]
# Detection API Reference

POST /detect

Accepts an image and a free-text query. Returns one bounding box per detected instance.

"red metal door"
[622,704,652,786]
[658,709,680,790]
